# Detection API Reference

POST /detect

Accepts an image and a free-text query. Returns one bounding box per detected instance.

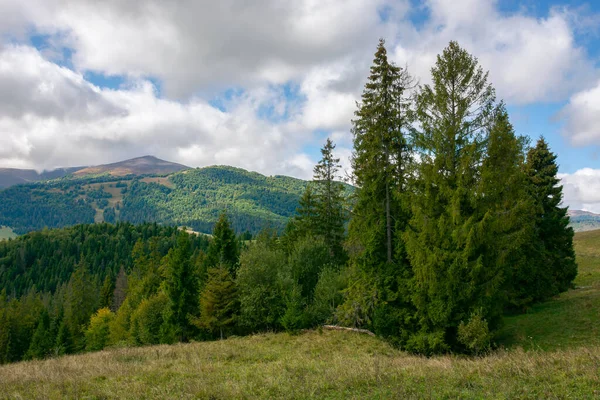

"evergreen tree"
[163,232,199,342]
[100,272,115,310]
[405,41,497,353]
[112,266,128,312]
[312,138,347,263]
[350,38,413,266]
[85,308,115,351]
[197,266,238,339]
[64,259,99,351]
[207,212,240,275]
[55,318,73,356]
[26,309,53,359]
[526,138,577,297]
[343,38,415,339]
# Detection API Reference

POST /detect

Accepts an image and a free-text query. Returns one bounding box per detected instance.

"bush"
[458,311,491,355]
[85,308,115,351]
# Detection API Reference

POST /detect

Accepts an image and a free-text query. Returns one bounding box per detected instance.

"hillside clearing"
[0,330,599,399]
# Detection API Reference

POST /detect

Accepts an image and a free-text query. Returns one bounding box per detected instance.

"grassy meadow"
[0,230,599,399]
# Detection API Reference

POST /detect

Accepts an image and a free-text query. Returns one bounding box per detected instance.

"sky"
[1,0,600,211]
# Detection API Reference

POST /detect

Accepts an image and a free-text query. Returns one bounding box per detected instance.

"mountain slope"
[0,167,82,189]
[568,210,600,232]
[73,155,189,177]
[0,165,320,235]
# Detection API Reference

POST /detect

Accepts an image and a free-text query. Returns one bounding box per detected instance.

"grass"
[0,331,599,399]
[0,230,599,399]
[0,226,17,241]
[497,229,600,351]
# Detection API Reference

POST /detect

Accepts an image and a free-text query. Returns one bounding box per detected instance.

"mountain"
[0,167,82,189]
[73,155,189,177]
[0,164,326,235]
[568,209,600,232]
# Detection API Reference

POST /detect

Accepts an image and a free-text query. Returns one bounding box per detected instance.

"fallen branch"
[323,325,376,337]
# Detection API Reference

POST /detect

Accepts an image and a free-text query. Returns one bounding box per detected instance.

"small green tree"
[207,212,240,275]
[130,293,167,345]
[197,266,238,339]
[26,310,53,360]
[85,308,115,352]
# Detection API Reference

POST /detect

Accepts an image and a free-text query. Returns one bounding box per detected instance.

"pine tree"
[112,266,128,312]
[312,138,347,263]
[405,41,497,353]
[526,138,577,297]
[163,232,199,342]
[207,212,240,275]
[197,266,238,339]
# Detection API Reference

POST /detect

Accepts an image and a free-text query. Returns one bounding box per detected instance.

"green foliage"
[162,233,199,342]
[206,212,240,275]
[526,138,578,298]
[457,311,491,355]
[197,267,238,339]
[26,310,53,360]
[85,308,115,352]
[236,240,288,332]
[130,293,168,346]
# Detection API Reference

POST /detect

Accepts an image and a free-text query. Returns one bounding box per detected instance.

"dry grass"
[0,330,599,399]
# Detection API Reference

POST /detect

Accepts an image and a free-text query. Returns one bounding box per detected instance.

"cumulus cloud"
[0,0,598,181]
[560,79,600,146]
[391,0,596,104]
[560,169,600,213]
[0,45,313,177]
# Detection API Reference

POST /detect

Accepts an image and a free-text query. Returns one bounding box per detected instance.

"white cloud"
[560,79,600,146]
[0,45,311,176]
[560,169,600,213]
[391,0,596,104]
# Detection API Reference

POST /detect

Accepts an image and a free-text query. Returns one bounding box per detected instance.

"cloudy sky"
[0,0,600,210]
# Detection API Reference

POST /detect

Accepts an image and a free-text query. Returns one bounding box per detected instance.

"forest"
[0,39,577,363]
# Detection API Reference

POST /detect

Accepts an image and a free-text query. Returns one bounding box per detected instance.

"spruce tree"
[526,138,577,297]
[312,138,347,263]
[344,38,414,339]
[163,232,199,342]
[350,38,413,266]
[100,273,114,310]
[405,41,497,353]
[294,185,318,238]
[26,309,53,359]
[207,212,240,275]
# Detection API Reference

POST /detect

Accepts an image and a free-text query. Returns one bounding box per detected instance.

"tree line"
[0,39,576,362]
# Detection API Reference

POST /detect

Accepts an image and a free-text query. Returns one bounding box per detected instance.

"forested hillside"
[0,166,325,235]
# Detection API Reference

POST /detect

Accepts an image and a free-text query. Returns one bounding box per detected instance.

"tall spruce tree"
[405,41,497,353]
[197,266,238,339]
[350,38,413,267]
[478,106,537,315]
[312,138,346,263]
[526,138,577,298]
[163,232,198,342]
[343,38,415,340]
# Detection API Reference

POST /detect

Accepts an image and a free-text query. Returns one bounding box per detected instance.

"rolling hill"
[0,167,82,189]
[568,209,600,232]
[0,164,317,235]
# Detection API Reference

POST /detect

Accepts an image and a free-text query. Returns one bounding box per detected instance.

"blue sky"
[1,0,600,210]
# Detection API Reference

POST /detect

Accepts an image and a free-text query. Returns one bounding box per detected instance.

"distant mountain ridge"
[73,156,189,177]
[0,156,189,189]
[568,209,600,232]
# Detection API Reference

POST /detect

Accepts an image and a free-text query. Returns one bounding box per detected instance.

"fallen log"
[323,325,376,336]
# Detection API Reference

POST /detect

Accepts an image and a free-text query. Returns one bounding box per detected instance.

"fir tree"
[526,138,577,297]
[100,272,115,310]
[293,185,318,239]
[344,38,415,338]
[350,38,414,266]
[26,309,53,360]
[207,212,240,275]
[405,41,497,353]
[312,138,347,263]
[163,232,199,342]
